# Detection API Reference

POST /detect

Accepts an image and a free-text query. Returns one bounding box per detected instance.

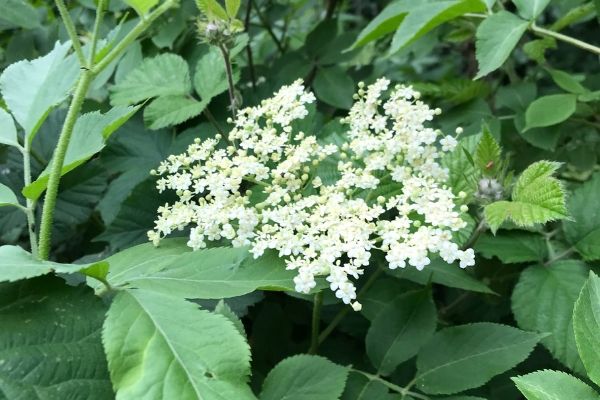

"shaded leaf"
[524,94,577,130]
[512,370,599,400]
[563,172,600,260]
[573,272,600,386]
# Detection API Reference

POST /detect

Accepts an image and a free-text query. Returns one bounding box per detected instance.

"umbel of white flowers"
[148,78,475,310]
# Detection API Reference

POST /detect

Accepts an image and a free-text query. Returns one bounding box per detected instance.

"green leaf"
[513,0,551,19]
[366,290,437,375]
[144,95,207,129]
[475,128,501,177]
[0,108,19,148]
[104,239,295,297]
[0,244,109,283]
[416,323,544,395]
[512,370,600,400]
[196,0,229,20]
[123,0,159,16]
[313,66,354,109]
[0,41,79,142]
[23,106,139,200]
[104,289,254,399]
[194,47,240,100]
[388,0,487,54]
[547,68,588,94]
[110,53,191,106]
[0,0,41,29]
[475,232,547,263]
[524,94,577,130]
[496,82,537,112]
[563,172,600,260]
[215,299,246,337]
[260,355,349,400]
[0,183,20,209]
[475,11,529,79]
[484,161,568,233]
[225,0,241,17]
[573,271,600,385]
[342,371,396,400]
[442,134,479,200]
[512,261,588,374]
[0,276,112,399]
[388,257,495,294]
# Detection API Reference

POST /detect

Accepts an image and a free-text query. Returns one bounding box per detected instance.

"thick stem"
[54,0,87,66]
[218,44,238,117]
[89,0,107,67]
[531,23,600,55]
[308,291,323,354]
[37,70,93,260]
[22,143,38,257]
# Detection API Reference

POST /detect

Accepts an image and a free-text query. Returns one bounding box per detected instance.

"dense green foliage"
[0,0,599,399]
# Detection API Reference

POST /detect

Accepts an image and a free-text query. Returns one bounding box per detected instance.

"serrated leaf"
[104,289,254,399]
[366,290,437,375]
[475,127,501,177]
[260,355,349,400]
[215,299,246,337]
[0,108,19,148]
[388,0,487,54]
[313,66,354,110]
[512,261,588,374]
[123,0,159,16]
[484,161,567,233]
[0,244,109,283]
[475,11,529,78]
[573,271,600,386]
[513,0,551,19]
[524,94,577,130]
[196,0,229,20]
[143,95,207,129]
[0,41,79,142]
[0,183,20,209]
[341,371,396,400]
[415,323,544,395]
[23,106,139,200]
[225,0,241,17]
[104,239,295,297]
[0,276,112,399]
[475,232,547,263]
[110,53,191,106]
[563,172,600,260]
[442,134,480,200]
[512,370,600,400]
[194,47,240,100]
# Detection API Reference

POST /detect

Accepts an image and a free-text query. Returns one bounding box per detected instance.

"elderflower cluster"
[149,78,475,309]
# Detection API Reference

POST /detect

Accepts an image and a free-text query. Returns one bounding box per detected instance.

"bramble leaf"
[573,271,600,386]
[563,172,600,260]
[475,127,501,177]
[143,95,208,129]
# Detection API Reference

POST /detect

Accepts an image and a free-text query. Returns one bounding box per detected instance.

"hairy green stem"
[218,44,238,117]
[89,0,107,67]
[54,0,87,66]
[37,70,93,260]
[22,143,38,257]
[308,291,324,354]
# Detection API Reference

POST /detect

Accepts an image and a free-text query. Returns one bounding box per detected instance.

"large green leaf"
[103,239,295,298]
[524,94,577,130]
[110,53,191,106]
[0,244,109,283]
[143,95,207,129]
[513,0,552,19]
[0,0,41,29]
[573,272,600,386]
[0,183,20,209]
[0,108,19,148]
[475,11,529,78]
[0,41,79,141]
[123,0,159,16]
[484,161,568,233]
[104,289,255,399]
[23,106,139,200]
[563,173,600,260]
[0,276,112,399]
[512,261,588,373]
[260,355,349,400]
[194,47,240,101]
[475,232,547,264]
[512,370,600,400]
[366,290,437,375]
[313,66,354,109]
[388,0,486,54]
[415,323,544,395]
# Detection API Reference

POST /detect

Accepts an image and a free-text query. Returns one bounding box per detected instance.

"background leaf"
[0,108,19,148]
[524,94,577,130]
[513,0,552,19]
[573,272,600,386]
[143,95,208,129]
[563,172,600,260]
[512,370,600,400]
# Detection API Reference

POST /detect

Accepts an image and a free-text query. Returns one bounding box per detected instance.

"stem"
[218,44,238,117]
[37,71,93,260]
[92,0,178,75]
[55,0,87,66]
[351,370,429,400]
[308,291,323,354]
[244,0,257,90]
[531,23,600,55]
[203,108,225,136]
[318,268,384,344]
[22,143,38,257]
[544,246,575,266]
[89,0,106,67]
[463,218,486,249]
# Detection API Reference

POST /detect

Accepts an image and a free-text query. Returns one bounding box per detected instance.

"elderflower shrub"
[148,78,475,308]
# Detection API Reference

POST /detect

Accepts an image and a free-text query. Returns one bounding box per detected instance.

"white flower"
[440,135,458,152]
